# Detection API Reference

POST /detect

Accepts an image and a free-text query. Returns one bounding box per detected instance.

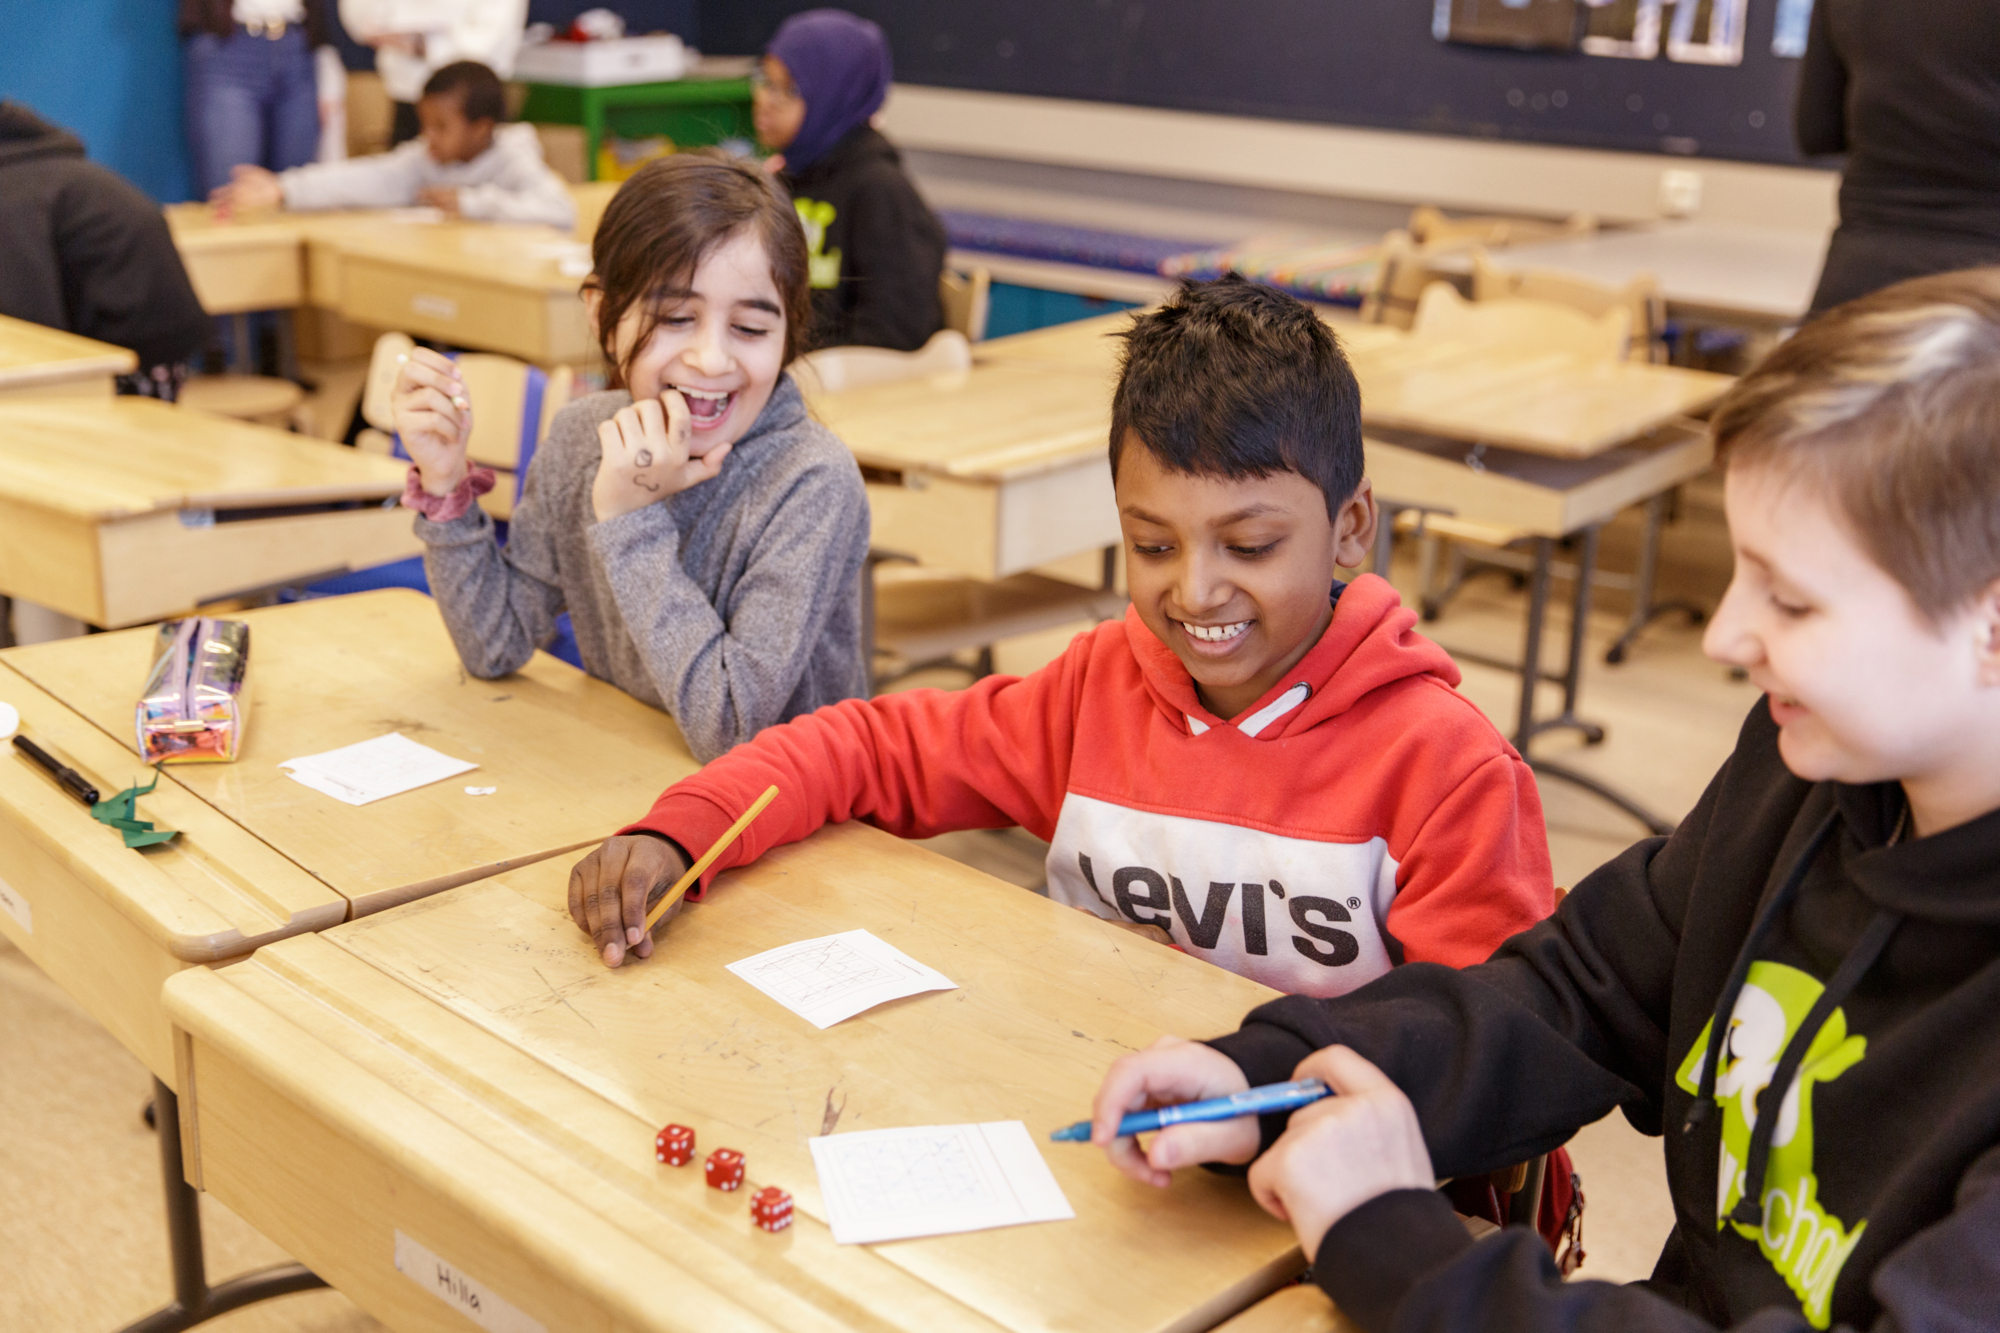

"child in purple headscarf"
[753,8,947,352]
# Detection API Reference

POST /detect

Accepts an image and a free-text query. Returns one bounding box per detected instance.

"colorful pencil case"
[137,617,251,764]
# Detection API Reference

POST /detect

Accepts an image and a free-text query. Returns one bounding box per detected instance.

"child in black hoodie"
[751,9,946,353]
[1083,268,2000,1332]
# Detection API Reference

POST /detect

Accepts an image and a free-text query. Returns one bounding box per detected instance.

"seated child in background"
[389,153,871,762]
[569,275,1554,988]
[1088,269,2000,1332]
[211,60,573,230]
[753,8,946,351]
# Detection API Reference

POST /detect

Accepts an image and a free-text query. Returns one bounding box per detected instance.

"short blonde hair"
[1713,268,2000,623]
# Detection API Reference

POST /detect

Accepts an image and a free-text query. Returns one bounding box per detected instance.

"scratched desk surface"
[166,823,1300,1333]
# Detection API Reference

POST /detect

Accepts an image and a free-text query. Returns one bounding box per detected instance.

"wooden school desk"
[165,206,596,367]
[0,398,416,628]
[1430,221,1828,329]
[0,315,137,400]
[163,826,1301,1333]
[0,589,700,1328]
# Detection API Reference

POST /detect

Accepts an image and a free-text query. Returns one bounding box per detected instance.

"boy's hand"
[210,164,282,215]
[1090,1035,1258,1187]
[415,186,462,217]
[567,833,692,968]
[591,391,733,523]
[390,347,473,497]
[1246,1046,1434,1263]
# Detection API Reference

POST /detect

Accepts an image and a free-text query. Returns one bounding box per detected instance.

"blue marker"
[1049,1078,1330,1143]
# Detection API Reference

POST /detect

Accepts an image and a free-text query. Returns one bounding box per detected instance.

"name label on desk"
[0,874,29,934]
[411,293,460,321]
[393,1230,546,1333]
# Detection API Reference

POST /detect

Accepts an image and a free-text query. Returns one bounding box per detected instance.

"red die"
[654,1123,695,1166]
[750,1186,793,1233]
[704,1147,745,1191]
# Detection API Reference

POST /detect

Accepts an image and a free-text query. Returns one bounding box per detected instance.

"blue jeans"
[184,28,319,198]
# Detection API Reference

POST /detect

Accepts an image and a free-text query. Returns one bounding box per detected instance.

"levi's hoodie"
[1209,698,2000,1331]
[625,574,1555,998]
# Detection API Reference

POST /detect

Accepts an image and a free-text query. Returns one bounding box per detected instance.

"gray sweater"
[414,374,871,762]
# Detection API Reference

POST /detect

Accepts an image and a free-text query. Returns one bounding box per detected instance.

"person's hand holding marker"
[592,388,733,523]
[390,347,474,497]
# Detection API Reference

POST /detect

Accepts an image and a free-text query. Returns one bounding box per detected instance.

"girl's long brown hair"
[584,152,812,390]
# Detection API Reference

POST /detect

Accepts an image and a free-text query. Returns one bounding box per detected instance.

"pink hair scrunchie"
[401,465,496,522]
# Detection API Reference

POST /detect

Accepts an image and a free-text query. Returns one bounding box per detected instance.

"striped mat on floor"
[941,210,1376,307]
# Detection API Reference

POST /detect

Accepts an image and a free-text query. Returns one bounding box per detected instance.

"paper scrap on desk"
[726,928,955,1029]
[465,786,497,796]
[810,1121,1074,1245]
[279,732,477,806]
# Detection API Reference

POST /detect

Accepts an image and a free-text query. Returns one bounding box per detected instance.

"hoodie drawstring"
[1679,804,1908,1229]
[1683,810,1840,1136]
[1728,905,1902,1227]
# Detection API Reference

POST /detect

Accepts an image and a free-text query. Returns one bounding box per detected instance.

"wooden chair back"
[1408,205,1597,250]
[361,333,572,518]
[1470,251,1667,363]
[794,329,973,395]
[1413,281,1632,365]
[939,266,992,342]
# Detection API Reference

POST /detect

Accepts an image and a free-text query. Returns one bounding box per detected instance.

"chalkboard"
[699,0,1813,166]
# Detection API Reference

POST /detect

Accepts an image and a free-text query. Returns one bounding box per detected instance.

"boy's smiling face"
[1117,434,1375,721]
[1705,463,2000,834]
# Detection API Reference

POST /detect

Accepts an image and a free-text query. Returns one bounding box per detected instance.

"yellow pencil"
[642,784,779,932]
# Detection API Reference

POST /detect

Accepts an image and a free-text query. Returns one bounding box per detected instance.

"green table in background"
[519,75,754,180]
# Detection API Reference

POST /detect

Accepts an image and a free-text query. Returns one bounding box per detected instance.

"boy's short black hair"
[1110,275,1364,517]
[421,60,506,123]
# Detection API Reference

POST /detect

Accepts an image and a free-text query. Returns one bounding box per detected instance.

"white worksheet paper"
[725,929,956,1029]
[278,732,478,806]
[810,1121,1074,1245]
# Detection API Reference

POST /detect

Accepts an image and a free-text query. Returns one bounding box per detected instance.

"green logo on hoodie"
[1675,962,1869,1328]
[794,198,842,289]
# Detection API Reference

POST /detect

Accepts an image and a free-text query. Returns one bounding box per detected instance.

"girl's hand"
[567,833,692,968]
[390,347,473,496]
[1090,1035,1258,1187]
[591,391,733,523]
[1246,1046,1434,1263]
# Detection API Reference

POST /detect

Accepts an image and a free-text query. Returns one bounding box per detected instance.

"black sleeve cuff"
[1202,1022,1321,1162]
[1312,1188,1474,1333]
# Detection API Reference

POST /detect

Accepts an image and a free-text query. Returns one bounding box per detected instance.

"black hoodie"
[780,125,946,353]
[0,102,210,369]
[1209,699,2000,1332]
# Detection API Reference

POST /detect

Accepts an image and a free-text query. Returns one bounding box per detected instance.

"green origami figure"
[91,769,180,849]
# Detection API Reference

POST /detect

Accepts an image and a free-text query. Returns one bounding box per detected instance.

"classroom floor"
[1,483,1745,1329]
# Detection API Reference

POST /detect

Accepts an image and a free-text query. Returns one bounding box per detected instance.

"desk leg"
[1512,531,1675,837]
[1604,490,1706,665]
[1372,503,1401,577]
[117,1078,327,1333]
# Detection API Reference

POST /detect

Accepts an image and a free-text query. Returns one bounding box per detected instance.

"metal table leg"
[1510,530,1675,837]
[116,1078,326,1333]
[1604,490,1706,665]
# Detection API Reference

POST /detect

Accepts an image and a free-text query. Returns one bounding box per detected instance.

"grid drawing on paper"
[828,1131,992,1220]
[742,938,911,1009]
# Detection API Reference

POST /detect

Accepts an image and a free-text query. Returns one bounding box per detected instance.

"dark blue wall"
[699,0,1813,166]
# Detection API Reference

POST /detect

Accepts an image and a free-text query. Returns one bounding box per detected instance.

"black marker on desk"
[12,735,100,807]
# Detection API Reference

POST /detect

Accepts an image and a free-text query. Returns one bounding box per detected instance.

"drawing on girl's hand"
[635,448,654,466]
[637,475,662,492]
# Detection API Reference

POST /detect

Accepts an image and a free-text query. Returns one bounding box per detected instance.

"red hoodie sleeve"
[1384,750,1556,967]
[619,626,1098,897]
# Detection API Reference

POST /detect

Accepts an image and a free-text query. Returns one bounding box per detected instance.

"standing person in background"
[180,0,336,198]
[1798,0,2000,314]
[754,8,946,352]
[338,0,528,147]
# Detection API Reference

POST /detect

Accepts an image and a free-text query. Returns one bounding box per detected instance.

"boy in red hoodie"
[565,275,1554,1001]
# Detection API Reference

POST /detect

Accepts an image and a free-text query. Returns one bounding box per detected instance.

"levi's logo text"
[1675,962,1868,1328]
[1044,795,1398,998]
[1077,854,1360,964]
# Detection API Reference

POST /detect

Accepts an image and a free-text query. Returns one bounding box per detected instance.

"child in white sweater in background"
[209,59,573,229]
